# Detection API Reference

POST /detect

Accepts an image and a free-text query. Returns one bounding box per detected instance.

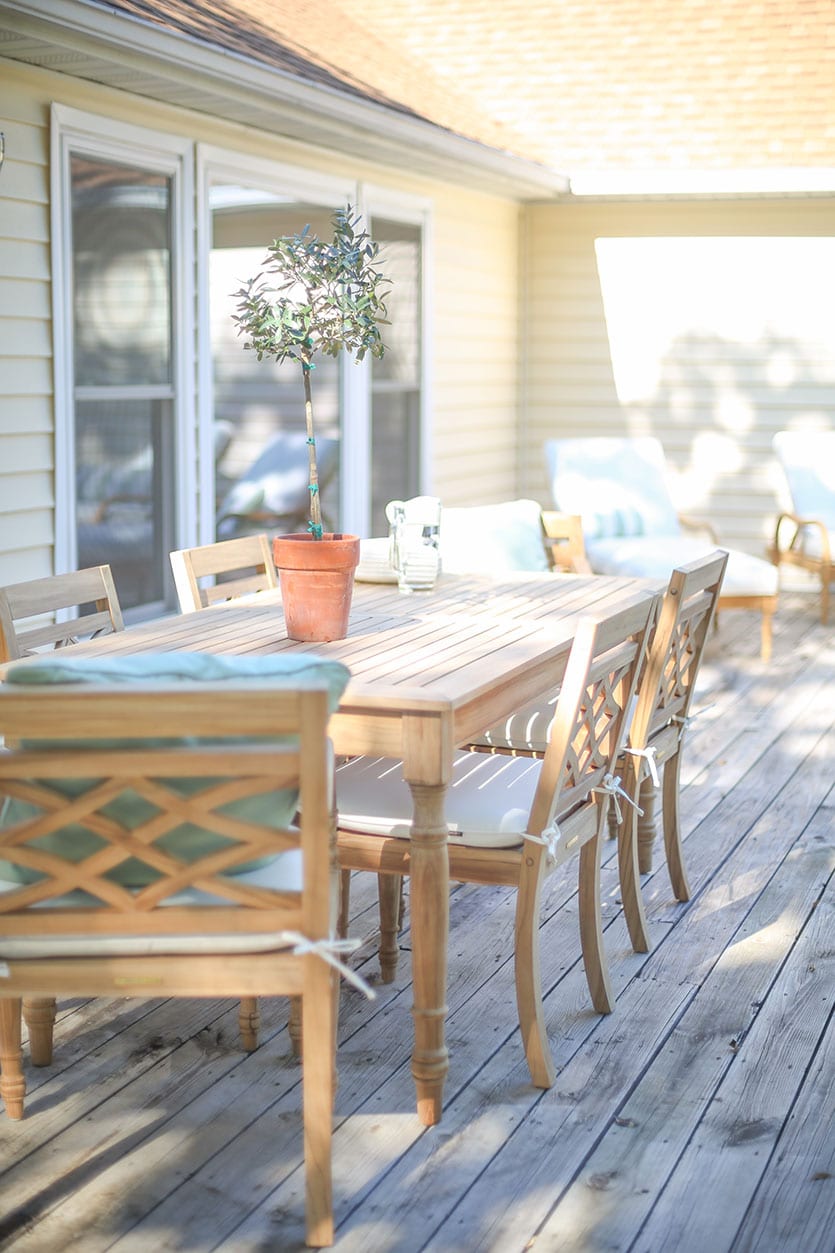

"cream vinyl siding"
[521,198,835,558]
[430,193,521,504]
[0,57,522,586]
[0,63,54,583]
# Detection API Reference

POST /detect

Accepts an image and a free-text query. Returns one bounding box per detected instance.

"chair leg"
[0,998,26,1120]
[397,877,407,930]
[22,997,56,1066]
[377,873,401,984]
[514,849,554,1088]
[289,996,303,1059]
[760,603,774,662]
[578,820,614,1015]
[301,964,336,1247]
[662,753,691,902]
[636,776,658,874]
[617,775,651,954]
[238,998,260,1053]
[337,868,351,940]
[821,569,831,625]
[606,795,619,841]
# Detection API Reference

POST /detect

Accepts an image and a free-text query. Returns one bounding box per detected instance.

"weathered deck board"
[0,593,833,1252]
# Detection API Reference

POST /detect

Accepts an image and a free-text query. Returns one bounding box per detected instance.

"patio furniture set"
[0,432,830,1245]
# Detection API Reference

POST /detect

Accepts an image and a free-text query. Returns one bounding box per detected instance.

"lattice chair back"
[632,550,728,752]
[614,551,728,954]
[529,590,660,862]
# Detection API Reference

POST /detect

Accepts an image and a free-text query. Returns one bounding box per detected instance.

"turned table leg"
[406,780,449,1126]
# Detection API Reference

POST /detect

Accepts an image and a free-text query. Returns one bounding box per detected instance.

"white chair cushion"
[773,432,835,531]
[439,499,550,574]
[545,437,681,540]
[585,537,778,597]
[467,696,556,755]
[0,850,302,957]
[337,752,545,847]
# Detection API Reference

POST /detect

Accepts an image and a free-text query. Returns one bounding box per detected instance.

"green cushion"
[0,652,350,888]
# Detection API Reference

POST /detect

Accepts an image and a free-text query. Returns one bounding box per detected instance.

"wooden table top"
[7,573,652,753]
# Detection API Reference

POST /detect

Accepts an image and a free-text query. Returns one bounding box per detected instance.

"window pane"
[76,397,173,610]
[210,189,341,538]
[72,155,172,387]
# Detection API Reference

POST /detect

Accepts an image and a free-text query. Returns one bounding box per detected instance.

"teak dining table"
[2,570,651,1126]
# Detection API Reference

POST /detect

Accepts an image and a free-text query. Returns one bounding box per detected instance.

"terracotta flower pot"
[273,532,361,642]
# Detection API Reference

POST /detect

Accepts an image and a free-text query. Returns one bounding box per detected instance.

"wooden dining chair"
[611,550,728,952]
[0,660,349,1247]
[463,551,728,956]
[169,533,278,612]
[0,565,124,664]
[336,590,657,1088]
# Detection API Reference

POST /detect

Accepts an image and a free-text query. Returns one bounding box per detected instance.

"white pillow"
[439,499,549,574]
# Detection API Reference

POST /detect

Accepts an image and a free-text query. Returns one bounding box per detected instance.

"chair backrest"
[528,589,659,838]
[170,534,278,612]
[630,550,728,753]
[773,431,835,530]
[544,436,682,541]
[439,499,552,574]
[0,659,346,939]
[0,566,124,664]
[541,511,592,573]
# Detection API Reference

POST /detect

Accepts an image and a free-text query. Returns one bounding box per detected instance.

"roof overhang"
[0,0,570,199]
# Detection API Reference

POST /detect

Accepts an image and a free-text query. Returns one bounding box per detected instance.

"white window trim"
[50,104,194,574]
[358,183,434,500]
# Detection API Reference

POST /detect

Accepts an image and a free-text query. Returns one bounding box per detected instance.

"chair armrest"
[541,511,592,573]
[772,512,832,561]
[678,514,719,544]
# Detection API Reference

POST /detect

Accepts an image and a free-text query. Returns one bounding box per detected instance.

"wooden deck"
[1,589,833,1251]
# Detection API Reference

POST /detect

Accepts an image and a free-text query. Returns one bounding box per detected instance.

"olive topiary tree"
[231,204,389,538]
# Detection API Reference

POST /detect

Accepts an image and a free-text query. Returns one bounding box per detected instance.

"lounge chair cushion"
[0,652,349,887]
[585,537,778,597]
[773,432,835,531]
[545,437,681,540]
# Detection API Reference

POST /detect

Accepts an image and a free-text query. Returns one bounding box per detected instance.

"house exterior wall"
[521,198,835,558]
[0,64,55,584]
[0,57,521,585]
